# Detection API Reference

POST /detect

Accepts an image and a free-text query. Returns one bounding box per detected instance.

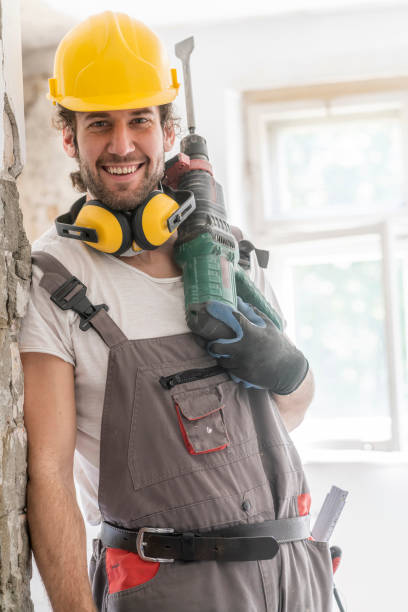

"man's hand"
[189,298,309,393]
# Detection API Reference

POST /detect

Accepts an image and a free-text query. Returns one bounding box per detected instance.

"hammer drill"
[164,37,282,333]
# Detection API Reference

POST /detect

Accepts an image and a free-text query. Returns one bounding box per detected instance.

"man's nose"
[107,123,136,157]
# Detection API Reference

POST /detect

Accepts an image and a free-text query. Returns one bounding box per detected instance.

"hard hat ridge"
[48,11,180,112]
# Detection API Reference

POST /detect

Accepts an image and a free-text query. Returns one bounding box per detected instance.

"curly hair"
[52,103,179,192]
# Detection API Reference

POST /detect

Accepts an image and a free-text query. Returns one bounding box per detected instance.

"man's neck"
[118,234,181,279]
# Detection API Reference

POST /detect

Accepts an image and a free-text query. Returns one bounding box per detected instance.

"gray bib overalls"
[33,251,333,612]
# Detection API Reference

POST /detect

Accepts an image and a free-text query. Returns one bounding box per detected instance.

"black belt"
[100,516,310,563]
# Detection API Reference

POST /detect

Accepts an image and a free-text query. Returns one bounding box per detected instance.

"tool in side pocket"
[312,486,349,612]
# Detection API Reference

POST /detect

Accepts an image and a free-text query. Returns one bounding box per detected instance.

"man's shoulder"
[33,225,80,259]
[31,226,105,281]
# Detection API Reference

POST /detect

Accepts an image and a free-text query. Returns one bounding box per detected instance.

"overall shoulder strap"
[230,226,269,270]
[32,251,127,348]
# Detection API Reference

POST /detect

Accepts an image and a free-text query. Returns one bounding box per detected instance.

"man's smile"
[101,162,146,180]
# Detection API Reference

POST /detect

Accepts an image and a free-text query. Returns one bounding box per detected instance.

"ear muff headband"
[132,191,179,250]
[75,201,132,255]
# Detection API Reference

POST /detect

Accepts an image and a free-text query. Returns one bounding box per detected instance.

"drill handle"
[235,266,283,330]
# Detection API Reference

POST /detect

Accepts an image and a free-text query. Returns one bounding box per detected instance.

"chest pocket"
[174,384,230,455]
[127,359,259,492]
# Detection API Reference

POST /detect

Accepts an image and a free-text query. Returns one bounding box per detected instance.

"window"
[245,80,408,452]
[267,110,403,218]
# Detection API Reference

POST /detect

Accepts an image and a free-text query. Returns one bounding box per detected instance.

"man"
[20,11,333,612]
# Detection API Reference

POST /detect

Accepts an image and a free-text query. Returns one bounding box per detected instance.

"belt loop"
[181,532,196,561]
[93,537,102,558]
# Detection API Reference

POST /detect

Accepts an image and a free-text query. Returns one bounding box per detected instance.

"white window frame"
[245,79,408,452]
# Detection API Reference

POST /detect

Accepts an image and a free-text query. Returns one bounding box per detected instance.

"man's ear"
[163,123,176,153]
[62,127,78,158]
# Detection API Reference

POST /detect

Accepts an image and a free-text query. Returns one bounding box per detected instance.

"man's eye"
[131,117,148,124]
[89,121,108,128]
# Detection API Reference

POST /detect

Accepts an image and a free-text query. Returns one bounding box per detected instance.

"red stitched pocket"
[172,384,230,455]
[175,402,229,454]
[106,548,159,594]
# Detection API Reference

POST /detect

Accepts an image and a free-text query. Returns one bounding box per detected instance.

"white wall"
[156,7,408,611]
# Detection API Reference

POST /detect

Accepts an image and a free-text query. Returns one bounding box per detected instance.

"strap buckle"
[50,276,109,331]
[136,527,175,563]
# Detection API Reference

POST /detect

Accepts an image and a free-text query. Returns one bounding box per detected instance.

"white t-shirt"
[19,226,282,525]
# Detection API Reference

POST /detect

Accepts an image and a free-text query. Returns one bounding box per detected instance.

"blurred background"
[19,0,408,610]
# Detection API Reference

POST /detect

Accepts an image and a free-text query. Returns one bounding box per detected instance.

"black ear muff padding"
[70,195,87,220]
[112,211,133,255]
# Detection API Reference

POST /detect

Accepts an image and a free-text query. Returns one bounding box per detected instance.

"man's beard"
[77,153,166,211]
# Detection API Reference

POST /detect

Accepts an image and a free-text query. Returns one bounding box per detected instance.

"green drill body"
[165,133,283,331]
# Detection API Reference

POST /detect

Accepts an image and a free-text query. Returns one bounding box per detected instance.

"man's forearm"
[272,369,315,432]
[28,475,96,612]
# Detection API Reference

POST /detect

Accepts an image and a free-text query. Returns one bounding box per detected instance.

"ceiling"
[41,0,408,24]
[20,0,408,52]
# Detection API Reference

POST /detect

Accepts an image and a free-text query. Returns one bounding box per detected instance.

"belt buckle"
[136,527,175,563]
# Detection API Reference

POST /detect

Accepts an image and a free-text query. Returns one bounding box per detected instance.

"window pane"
[267,113,403,216]
[292,259,391,440]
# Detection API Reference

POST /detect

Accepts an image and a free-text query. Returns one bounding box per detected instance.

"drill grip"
[235,266,283,330]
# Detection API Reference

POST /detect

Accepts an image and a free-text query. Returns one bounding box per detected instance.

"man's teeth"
[106,165,139,175]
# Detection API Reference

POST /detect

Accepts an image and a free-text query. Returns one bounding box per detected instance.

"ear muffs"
[131,191,180,251]
[55,189,195,255]
[75,200,133,255]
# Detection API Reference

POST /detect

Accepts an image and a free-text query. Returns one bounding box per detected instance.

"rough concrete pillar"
[0,1,33,610]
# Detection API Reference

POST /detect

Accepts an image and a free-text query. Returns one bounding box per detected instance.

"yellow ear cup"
[75,203,132,254]
[131,192,179,250]
[140,193,179,247]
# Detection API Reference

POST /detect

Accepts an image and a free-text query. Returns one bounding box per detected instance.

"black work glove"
[189,297,309,393]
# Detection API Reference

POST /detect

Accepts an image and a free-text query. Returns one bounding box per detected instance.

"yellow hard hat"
[48,11,180,111]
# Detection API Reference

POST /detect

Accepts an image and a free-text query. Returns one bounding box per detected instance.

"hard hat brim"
[48,87,178,112]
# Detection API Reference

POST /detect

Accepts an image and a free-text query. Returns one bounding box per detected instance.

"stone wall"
[0,1,33,609]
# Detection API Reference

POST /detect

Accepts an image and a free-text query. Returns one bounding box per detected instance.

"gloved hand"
[189,297,309,393]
